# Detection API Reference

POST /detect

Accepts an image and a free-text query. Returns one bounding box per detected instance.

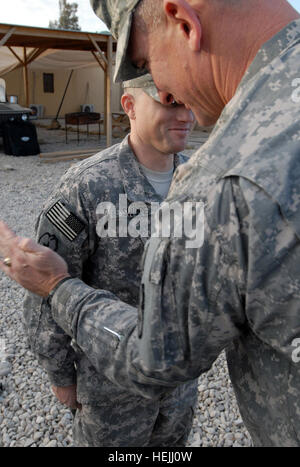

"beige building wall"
[4,65,122,117]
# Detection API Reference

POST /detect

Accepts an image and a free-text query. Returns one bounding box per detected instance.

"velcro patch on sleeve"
[46,201,85,241]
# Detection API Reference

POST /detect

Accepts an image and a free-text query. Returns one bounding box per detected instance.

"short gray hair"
[134,0,243,32]
[133,0,165,33]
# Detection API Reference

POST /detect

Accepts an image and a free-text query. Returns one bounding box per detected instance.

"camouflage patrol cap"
[123,74,160,102]
[90,0,146,82]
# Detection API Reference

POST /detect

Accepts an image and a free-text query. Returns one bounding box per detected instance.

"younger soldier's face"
[134,90,194,154]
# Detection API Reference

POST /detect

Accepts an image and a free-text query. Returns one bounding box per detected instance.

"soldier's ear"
[163,0,202,52]
[121,93,136,120]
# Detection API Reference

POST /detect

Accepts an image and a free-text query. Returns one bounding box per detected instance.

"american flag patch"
[46,201,85,241]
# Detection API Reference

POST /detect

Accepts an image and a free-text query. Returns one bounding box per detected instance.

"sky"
[0,0,108,33]
[0,0,300,33]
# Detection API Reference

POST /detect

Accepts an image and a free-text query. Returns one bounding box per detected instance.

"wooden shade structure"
[0,23,117,146]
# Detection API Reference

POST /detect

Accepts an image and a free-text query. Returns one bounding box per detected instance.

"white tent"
[0,23,115,146]
[0,47,102,75]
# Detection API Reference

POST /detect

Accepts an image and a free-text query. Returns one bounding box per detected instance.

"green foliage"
[48,0,81,31]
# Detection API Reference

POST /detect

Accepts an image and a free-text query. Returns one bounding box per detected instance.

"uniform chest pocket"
[146,238,170,285]
[138,238,171,339]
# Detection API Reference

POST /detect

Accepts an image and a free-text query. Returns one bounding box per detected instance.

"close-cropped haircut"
[133,0,165,33]
[134,0,243,32]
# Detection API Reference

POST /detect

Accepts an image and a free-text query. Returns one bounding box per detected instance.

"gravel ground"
[0,123,253,447]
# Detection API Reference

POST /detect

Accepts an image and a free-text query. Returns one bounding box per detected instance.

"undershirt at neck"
[139,163,174,199]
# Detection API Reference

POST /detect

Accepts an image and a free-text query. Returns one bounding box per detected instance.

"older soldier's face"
[128,3,225,127]
[128,15,208,124]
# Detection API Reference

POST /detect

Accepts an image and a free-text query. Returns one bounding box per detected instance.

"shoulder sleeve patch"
[45,200,85,241]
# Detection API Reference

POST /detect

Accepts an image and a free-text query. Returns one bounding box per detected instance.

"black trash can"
[2,120,40,156]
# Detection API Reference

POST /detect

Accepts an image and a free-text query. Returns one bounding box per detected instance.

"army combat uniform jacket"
[47,20,300,447]
[23,137,198,447]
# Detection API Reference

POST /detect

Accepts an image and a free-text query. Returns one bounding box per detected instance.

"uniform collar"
[239,18,300,90]
[118,134,184,204]
[205,18,300,139]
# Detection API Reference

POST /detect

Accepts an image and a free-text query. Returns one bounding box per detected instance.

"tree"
[49,0,81,31]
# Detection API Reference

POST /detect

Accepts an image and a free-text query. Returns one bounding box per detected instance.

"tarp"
[0,47,22,75]
[0,46,100,76]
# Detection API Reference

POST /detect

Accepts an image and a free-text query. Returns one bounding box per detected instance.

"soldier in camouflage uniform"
[22,76,197,447]
[1,0,300,447]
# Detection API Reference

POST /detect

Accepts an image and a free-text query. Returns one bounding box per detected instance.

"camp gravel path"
[0,125,253,447]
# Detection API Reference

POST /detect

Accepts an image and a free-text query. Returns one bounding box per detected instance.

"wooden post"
[88,35,107,70]
[104,71,107,135]
[23,47,29,107]
[106,35,113,147]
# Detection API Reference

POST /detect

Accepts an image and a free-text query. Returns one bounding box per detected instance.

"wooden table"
[65,112,101,143]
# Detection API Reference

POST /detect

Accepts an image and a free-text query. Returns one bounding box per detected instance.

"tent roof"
[0,47,111,75]
[0,23,116,52]
[0,24,116,147]
[0,23,117,76]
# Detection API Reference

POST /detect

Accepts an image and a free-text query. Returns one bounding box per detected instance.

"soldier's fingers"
[0,246,28,278]
[0,221,19,257]
[0,259,12,276]
[0,252,23,282]
[0,220,17,242]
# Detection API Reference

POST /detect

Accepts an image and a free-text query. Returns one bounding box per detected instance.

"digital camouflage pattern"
[50,20,300,446]
[90,0,145,82]
[123,74,160,102]
[91,0,139,38]
[23,137,197,447]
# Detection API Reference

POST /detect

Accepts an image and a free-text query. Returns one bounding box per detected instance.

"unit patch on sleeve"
[38,233,58,251]
[46,201,85,241]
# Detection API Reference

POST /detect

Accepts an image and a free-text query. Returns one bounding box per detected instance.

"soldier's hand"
[0,220,70,297]
[52,384,82,410]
